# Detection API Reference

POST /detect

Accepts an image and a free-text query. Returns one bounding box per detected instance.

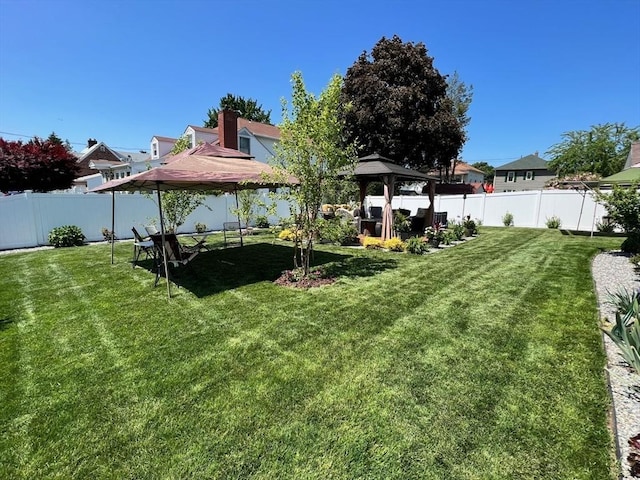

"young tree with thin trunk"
[271,71,356,276]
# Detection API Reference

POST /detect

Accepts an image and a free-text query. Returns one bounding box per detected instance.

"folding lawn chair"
[131,227,155,268]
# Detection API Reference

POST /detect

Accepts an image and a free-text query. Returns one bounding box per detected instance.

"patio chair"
[334,207,361,232]
[151,233,200,286]
[131,227,155,268]
[369,206,382,219]
[144,224,159,236]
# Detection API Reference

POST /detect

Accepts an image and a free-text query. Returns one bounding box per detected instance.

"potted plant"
[424,224,445,248]
[463,216,477,237]
[393,212,411,240]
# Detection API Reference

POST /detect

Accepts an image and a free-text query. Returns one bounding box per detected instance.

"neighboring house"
[70,139,155,192]
[623,141,640,169]
[150,136,178,162]
[493,153,554,192]
[426,160,486,184]
[150,110,281,165]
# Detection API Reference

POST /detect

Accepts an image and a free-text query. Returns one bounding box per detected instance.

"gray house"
[493,153,554,192]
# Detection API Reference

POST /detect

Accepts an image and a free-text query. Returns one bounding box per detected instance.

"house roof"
[187,125,218,134]
[495,154,549,171]
[237,119,281,139]
[153,136,177,143]
[116,151,149,163]
[182,119,281,140]
[601,165,640,185]
[75,141,123,161]
[624,141,640,169]
[425,160,484,176]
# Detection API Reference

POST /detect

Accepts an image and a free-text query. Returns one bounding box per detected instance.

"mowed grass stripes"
[0,229,622,479]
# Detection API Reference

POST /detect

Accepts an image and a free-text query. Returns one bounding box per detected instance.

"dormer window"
[152,143,158,158]
[239,136,250,154]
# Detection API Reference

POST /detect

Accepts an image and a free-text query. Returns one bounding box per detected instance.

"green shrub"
[450,221,465,241]
[545,216,562,229]
[393,212,411,234]
[318,217,359,246]
[621,232,640,254]
[596,220,615,233]
[442,230,457,245]
[463,217,477,236]
[49,225,85,248]
[502,212,514,227]
[630,254,640,267]
[255,215,270,228]
[194,222,207,233]
[404,236,429,255]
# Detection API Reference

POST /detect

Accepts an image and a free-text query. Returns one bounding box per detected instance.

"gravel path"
[592,251,640,480]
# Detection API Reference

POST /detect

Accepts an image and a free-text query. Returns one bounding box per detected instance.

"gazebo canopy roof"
[341,153,438,182]
[91,155,297,193]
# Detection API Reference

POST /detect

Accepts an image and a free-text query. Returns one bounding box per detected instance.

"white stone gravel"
[592,251,640,480]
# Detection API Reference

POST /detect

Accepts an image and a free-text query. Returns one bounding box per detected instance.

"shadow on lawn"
[142,243,398,298]
[0,317,14,331]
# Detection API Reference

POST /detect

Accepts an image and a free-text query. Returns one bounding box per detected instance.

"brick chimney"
[218,109,238,150]
[87,138,98,148]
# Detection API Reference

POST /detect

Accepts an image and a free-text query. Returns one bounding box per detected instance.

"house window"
[525,170,534,181]
[506,171,515,182]
[152,143,158,158]
[239,136,250,154]
[99,145,106,152]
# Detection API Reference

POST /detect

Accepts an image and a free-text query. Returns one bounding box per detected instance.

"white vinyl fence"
[0,191,292,250]
[0,188,616,251]
[368,189,610,231]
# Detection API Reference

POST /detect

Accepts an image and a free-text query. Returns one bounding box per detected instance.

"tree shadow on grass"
[145,243,398,298]
[0,317,14,331]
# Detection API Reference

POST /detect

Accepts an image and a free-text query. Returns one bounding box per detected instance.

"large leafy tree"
[203,93,272,128]
[547,123,640,178]
[272,71,356,276]
[0,137,79,192]
[340,35,464,170]
[471,161,495,183]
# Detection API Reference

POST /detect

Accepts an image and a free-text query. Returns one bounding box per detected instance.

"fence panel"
[0,191,292,250]
[368,189,612,231]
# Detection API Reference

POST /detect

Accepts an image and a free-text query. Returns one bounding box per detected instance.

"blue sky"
[0,0,638,167]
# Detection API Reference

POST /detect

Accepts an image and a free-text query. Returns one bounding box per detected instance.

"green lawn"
[0,228,623,479]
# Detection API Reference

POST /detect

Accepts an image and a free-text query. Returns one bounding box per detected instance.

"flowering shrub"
[363,237,383,249]
[383,237,405,252]
[425,224,445,247]
[278,228,298,241]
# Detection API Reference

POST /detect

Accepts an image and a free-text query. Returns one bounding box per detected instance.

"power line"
[0,130,148,151]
